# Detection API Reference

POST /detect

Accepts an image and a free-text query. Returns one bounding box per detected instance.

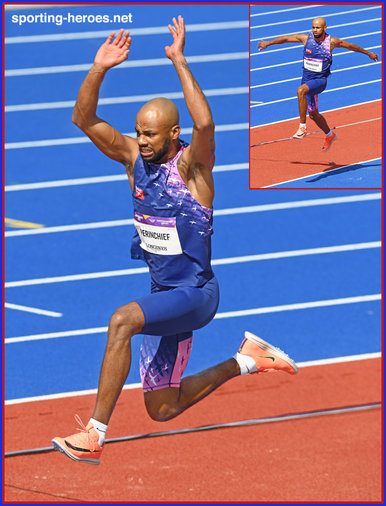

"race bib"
[303,57,323,73]
[134,212,182,256]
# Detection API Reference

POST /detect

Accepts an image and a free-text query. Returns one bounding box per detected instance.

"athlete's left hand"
[165,15,185,60]
[368,51,378,62]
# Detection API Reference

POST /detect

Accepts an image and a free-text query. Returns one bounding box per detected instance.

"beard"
[141,136,171,163]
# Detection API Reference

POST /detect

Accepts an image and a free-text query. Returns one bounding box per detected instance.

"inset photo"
[250,4,382,188]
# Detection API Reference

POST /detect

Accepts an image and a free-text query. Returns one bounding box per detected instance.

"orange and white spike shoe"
[52,415,103,465]
[239,331,298,375]
[321,131,338,152]
[293,126,307,139]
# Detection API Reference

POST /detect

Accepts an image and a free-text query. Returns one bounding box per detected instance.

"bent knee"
[297,84,308,97]
[108,302,144,338]
[308,110,320,121]
[144,389,181,422]
[145,403,180,422]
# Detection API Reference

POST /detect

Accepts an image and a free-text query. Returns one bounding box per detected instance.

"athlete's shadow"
[305,162,379,183]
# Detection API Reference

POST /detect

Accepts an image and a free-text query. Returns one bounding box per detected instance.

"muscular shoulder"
[330,37,343,50]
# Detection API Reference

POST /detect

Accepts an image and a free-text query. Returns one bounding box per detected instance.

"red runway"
[4,357,382,502]
[250,101,382,188]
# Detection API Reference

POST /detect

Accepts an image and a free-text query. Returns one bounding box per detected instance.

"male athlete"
[52,16,298,465]
[258,17,378,152]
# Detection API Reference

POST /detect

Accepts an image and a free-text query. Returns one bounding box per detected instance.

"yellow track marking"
[250,101,264,104]
[5,218,44,229]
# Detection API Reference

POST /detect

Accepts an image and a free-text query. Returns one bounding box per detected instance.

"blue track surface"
[4,4,382,401]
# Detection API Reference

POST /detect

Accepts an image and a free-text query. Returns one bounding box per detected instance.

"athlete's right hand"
[94,29,131,70]
[257,40,269,51]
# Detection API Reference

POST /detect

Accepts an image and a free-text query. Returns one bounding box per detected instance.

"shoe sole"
[52,439,100,465]
[293,134,306,139]
[322,133,338,152]
[244,331,298,374]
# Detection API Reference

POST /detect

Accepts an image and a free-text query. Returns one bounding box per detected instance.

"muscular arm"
[258,34,307,50]
[330,37,378,61]
[165,16,215,206]
[72,30,138,184]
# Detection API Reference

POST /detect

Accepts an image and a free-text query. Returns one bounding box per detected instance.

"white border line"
[262,158,382,188]
[4,241,381,287]
[5,294,382,344]
[5,352,381,405]
[5,51,249,77]
[4,163,249,192]
[250,98,381,129]
[250,17,381,42]
[250,6,380,30]
[4,302,62,318]
[5,86,249,113]
[250,34,381,56]
[250,79,381,108]
[5,20,248,44]
[5,122,249,150]
[5,193,381,239]
[251,60,381,88]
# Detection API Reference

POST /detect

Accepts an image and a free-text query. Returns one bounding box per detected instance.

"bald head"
[313,17,326,27]
[137,97,179,129]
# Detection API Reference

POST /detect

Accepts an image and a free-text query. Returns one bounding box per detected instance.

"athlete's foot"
[293,126,307,139]
[239,331,298,375]
[52,415,103,465]
[321,131,337,152]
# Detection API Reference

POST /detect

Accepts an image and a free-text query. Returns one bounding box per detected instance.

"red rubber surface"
[4,357,382,502]
[250,101,382,188]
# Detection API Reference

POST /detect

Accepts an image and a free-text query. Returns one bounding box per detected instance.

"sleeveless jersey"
[302,32,332,80]
[130,141,214,287]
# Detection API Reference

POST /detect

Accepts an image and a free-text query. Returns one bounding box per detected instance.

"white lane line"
[251,99,381,129]
[250,6,380,30]
[250,5,324,17]
[216,294,381,319]
[250,48,381,71]
[4,241,381,287]
[5,294,381,344]
[4,351,381,405]
[251,61,381,88]
[5,122,248,150]
[250,18,382,42]
[5,86,248,113]
[262,158,382,188]
[5,20,248,44]
[4,192,381,238]
[5,51,248,77]
[250,35,381,56]
[4,302,62,318]
[5,163,249,192]
[250,80,382,108]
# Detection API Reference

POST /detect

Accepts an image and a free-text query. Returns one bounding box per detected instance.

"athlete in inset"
[52,16,298,465]
[258,17,378,152]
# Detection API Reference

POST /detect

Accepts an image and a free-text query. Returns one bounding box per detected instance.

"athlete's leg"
[309,109,331,134]
[92,301,145,425]
[144,358,240,421]
[297,83,309,123]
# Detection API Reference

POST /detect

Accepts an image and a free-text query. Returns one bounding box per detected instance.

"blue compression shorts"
[301,77,328,112]
[135,276,220,392]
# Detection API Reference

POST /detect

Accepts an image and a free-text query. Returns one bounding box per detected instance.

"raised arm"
[165,16,215,184]
[72,29,138,182]
[330,37,378,61]
[258,34,308,51]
